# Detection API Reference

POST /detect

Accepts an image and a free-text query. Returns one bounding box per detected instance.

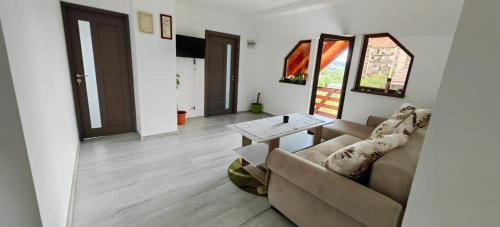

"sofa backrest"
[368,129,426,206]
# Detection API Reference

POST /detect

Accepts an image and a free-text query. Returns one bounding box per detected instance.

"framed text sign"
[160,14,172,39]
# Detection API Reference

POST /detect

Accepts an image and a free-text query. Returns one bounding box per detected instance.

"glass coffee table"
[227,113,334,186]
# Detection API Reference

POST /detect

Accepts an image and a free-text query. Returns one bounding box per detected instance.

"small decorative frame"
[137,11,154,34]
[160,14,173,39]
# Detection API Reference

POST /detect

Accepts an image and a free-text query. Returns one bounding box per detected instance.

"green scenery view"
[318,49,396,90]
[314,50,348,117]
[359,73,388,89]
[317,50,348,88]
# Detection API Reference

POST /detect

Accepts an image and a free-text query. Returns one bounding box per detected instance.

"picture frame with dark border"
[160,14,172,40]
[352,33,414,98]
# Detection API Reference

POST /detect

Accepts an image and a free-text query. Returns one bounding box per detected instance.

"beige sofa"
[267,116,425,227]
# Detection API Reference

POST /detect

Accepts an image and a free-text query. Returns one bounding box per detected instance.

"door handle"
[76,73,87,86]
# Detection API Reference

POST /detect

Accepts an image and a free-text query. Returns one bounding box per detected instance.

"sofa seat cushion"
[322,120,374,141]
[295,135,362,165]
[369,129,426,206]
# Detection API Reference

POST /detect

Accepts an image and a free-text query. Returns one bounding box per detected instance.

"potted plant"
[251,93,263,113]
[176,74,187,125]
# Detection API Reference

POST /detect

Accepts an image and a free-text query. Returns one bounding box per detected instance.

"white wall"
[0,0,80,226]
[0,20,42,227]
[129,0,177,136]
[249,0,464,123]
[63,0,178,137]
[403,0,500,226]
[176,1,260,113]
[0,0,178,225]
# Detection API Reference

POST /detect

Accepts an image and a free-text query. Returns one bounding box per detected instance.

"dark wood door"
[309,34,355,119]
[205,30,240,116]
[62,3,135,139]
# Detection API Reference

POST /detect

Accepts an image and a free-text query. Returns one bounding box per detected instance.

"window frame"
[352,33,414,98]
[280,39,312,85]
[309,34,355,119]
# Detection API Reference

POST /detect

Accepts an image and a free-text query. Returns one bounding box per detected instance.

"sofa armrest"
[268,148,403,227]
[366,115,387,128]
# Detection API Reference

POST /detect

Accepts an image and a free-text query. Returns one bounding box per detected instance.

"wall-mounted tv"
[176,35,205,59]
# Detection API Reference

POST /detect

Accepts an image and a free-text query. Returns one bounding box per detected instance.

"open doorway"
[309,34,355,119]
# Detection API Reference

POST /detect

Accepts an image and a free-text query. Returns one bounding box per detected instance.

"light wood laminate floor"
[72,113,296,227]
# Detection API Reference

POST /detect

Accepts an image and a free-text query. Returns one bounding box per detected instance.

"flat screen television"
[176,35,205,58]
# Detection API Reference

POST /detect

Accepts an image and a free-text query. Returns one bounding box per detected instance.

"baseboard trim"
[66,142,80,227]
[238,110,274,116]
[140,130,179,141]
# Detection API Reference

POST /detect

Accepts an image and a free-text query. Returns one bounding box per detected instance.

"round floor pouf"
[227,159,267,196]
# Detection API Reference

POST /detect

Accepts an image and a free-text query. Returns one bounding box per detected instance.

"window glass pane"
[225,44,232,110]
[359,36,412,94]
[317,40,349,88]
[283,41,311,82]
[78,20,102,129]
[389,51,411,91]
[313,39,350,119]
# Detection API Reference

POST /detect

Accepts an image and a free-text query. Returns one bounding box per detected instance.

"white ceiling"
[180,0,302,15]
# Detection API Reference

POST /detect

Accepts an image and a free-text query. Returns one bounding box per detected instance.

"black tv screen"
[176,35,205,58]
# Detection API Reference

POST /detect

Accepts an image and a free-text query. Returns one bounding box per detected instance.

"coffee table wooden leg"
[241,158,249,166]
[241,136,252,166]
[242,136,252,146]
[267,138,280,153]
[265,138,280,186]
[313,125,323,145]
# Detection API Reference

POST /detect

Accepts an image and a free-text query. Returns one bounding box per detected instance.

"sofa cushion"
[269,174,365,227]
[322,120,374,141]
[369,129,426,206]
[394,109,432,136]
[322,134,409,179]
[371,103,432,139]
[366,115,388,128]
[295,135,362,165]
[371,103,417,139]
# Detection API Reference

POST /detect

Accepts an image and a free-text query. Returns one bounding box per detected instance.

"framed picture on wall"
[137,11,154,34]
[160,14,172,39]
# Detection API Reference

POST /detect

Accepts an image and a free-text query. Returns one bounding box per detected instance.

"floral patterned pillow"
[394,109,432,136]
[323,133,409,179]
[370,103,431,138]
[370,103,416,139]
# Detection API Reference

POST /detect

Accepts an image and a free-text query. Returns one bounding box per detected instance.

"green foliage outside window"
[318,64,345,88]
[359,74,388,89]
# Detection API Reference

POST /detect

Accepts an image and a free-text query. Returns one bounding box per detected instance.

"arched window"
[280,40,311,85]
[353,33,414,98]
